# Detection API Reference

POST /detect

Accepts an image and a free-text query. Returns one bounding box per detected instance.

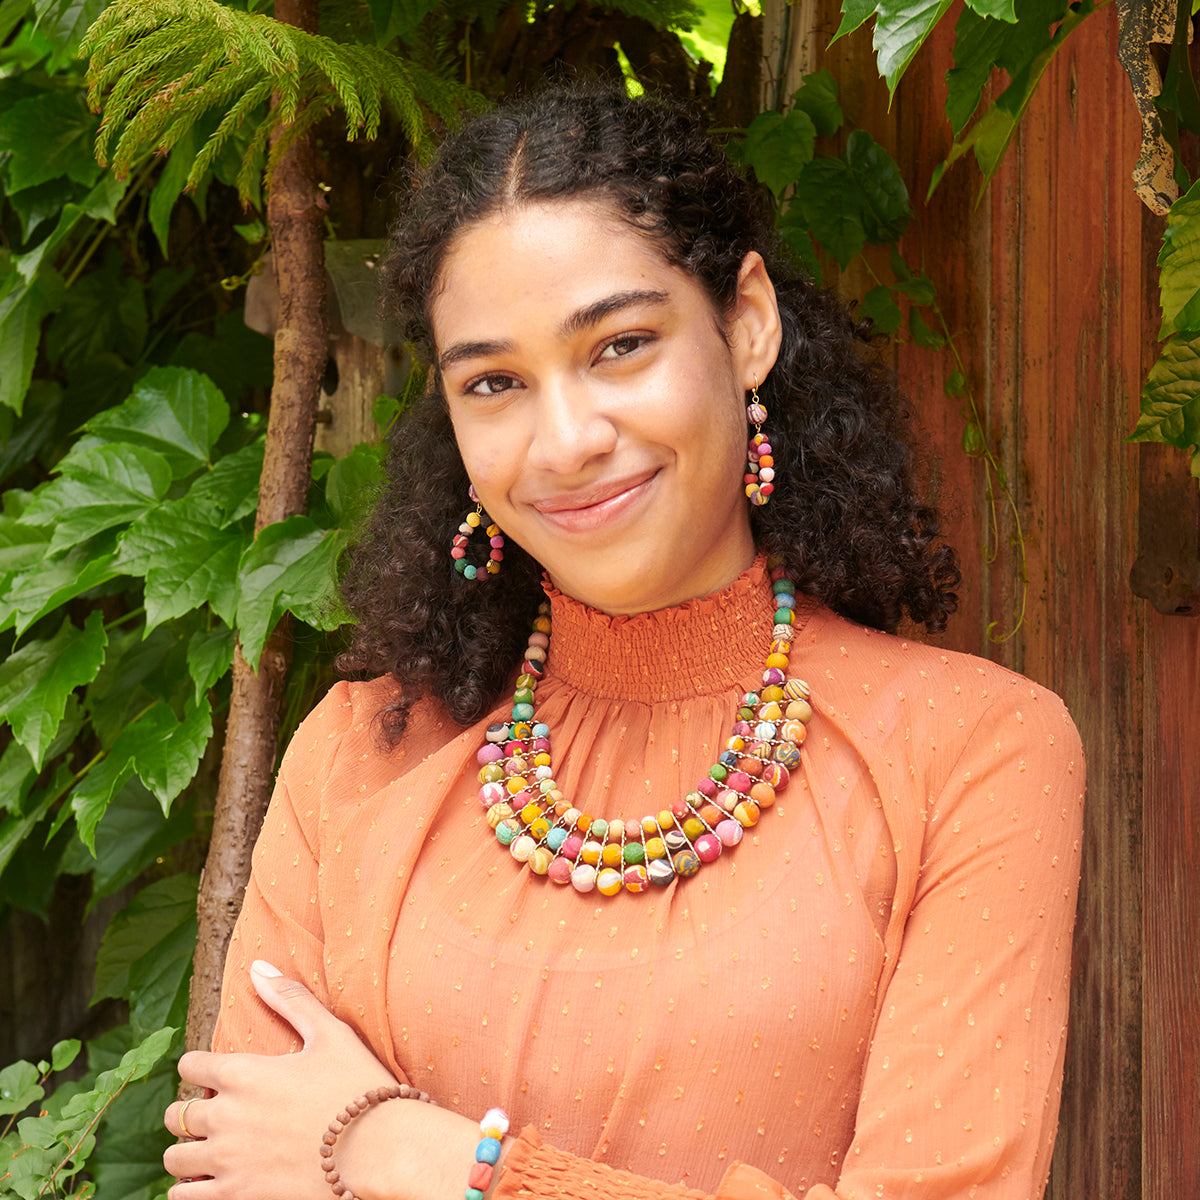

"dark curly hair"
[338,85,959,742]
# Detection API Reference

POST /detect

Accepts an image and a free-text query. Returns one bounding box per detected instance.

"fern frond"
[80,0,481,203]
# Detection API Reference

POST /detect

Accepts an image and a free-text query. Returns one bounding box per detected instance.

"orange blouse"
[213,559,1084,1199]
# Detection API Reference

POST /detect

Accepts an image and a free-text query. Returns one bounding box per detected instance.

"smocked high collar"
[540,556,812,703]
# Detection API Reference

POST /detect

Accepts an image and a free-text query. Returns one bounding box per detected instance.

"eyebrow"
[436,289,670,374]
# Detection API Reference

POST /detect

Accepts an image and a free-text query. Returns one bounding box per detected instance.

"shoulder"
[278,675,467,797]
[798,603,1083,779]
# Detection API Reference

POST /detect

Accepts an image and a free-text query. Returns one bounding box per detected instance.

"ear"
[727,252,782,389]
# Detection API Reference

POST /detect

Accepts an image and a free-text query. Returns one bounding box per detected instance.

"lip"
[528,469,659,534]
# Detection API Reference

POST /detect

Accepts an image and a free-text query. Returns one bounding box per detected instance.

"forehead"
[429,198,697,345]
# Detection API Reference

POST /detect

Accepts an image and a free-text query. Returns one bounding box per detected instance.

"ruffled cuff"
[491,1127,807,1200]
[492,1126,710,1199]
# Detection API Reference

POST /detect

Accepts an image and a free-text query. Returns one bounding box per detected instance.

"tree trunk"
[184,0,328,1057]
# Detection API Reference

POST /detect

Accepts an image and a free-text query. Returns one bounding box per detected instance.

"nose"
[526,375,618,474]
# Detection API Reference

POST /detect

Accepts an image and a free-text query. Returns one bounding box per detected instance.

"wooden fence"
[791,4,1200,1194]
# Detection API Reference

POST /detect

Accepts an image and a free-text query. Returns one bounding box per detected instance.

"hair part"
[339,84,959,745]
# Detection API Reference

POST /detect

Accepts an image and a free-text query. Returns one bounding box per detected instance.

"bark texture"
[184,0,328,1057]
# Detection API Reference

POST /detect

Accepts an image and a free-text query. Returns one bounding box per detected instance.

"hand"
[163,959,398,1200]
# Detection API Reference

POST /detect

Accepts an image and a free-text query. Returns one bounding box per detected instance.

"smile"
[530,470,659,534]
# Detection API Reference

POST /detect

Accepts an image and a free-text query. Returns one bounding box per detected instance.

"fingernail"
[251,959,282,978]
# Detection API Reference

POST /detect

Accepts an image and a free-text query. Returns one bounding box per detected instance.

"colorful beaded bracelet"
[319,1083,435,1200]
[466,1107,509,1200]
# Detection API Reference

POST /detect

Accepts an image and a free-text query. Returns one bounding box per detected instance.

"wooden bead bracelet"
[320,1083,435,1199]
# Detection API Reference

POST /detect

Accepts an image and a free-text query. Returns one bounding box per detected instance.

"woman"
[164,87,1084,1200]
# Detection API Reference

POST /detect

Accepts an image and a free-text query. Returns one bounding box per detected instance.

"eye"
[598,333,651,360]
[466,373,518,396]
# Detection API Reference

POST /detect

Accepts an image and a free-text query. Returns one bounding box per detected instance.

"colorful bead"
[597,868,623,896]
[647,858,675,886]
[671,847,701,877]
[715,818,743,846]
[773,742,802,769]
[571,863,597,892]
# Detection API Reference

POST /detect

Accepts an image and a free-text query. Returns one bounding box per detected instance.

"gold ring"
[178,1097,197,1139]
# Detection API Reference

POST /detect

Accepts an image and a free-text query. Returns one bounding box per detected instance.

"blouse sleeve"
[210,684,355,1055]
[495,689,1085,1200]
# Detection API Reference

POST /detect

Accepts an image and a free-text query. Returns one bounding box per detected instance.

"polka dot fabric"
[214,559,1084,1199]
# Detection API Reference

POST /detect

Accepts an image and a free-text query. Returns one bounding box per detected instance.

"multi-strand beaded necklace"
[474,565,813,897]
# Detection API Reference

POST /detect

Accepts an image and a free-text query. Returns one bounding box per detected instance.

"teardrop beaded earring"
[451,485,505,581]
[744,379,774,508]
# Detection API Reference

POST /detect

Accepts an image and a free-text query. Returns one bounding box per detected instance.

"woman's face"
[432,198,781,614]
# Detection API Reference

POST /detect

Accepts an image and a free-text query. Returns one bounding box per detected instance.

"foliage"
[81,0,481,202]
[0,2,716,1195]
[0,1027,176,1200]
[734,70,1027,636]
[1132,176,1200,477]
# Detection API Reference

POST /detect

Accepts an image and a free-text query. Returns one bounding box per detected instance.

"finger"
[166,1174,222,1200]
[163,1137,214,1179]
[165,1097,207,1140]
[249,958,332,1046]
[177,1051,222,1089]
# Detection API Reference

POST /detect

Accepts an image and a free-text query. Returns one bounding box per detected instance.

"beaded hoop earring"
[744,378,774,508]
[451,485,505,580]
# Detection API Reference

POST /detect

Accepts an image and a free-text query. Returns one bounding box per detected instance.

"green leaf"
[741,108,817,197]
[21,443,173,551]
[777,204,822,276]
[859,285,903,334]
[1157,180,1200,337]
[9,174,127,288]
[50,1038,82,1073]
[44,246,147,376]
[0,1060,42,1117]
[894,270,937,304]
[127,697,213,812]
[69,749,135,855]
[0,538,119,637]
[0,380,61,484]
[0,780,60,880]
[964,0,1018,21]
[0,739,37,818]
[94,875,198,1009]
[0,89,102,193]
[0,510,52,572]
[873,0,954,95]
[0,611,107,770]
[833,0,879,41]
[79,366,230,478]
[367,0,439,42]
[59,776,195,904]
[72,698,212,849]
[910,306,947,348]
[115,505,249,629]
[236,518,345,666]
[148,130,198,258]
[844,129,911,242]
[32,0,110,61]
[791,69,844,137]
[325,443,384,526]
[945,4,1026,134]
[372,393,401,435]
[1131,334,1200,473]
[179,442,264,528]
[187,625,235,701]
[0,268,65,415]
[933,0,1092,198]
[793,157,866,267]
